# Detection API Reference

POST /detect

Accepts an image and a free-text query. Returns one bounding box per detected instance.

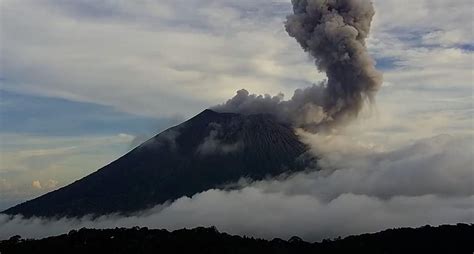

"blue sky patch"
[0,90,178,137]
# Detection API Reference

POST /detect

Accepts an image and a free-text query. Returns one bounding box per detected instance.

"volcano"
[3,109,314,218]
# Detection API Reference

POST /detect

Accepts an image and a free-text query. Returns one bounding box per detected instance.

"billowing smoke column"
[214,0,382,131]
[286,0,382,124]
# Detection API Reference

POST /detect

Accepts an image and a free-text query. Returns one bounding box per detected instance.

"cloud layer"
[1,133,472,241]
[0,0,472,243]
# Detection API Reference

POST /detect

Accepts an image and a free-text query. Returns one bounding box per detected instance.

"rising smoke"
[214,0,382,130]
[0,1,472,242]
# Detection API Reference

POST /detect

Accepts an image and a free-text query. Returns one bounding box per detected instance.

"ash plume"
[214,0,382,131]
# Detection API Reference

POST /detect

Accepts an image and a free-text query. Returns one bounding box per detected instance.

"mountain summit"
[3,110,313,218]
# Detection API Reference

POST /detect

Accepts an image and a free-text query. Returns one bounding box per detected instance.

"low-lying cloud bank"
[1,133,472,241]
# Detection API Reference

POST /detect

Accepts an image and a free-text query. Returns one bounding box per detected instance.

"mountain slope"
[3,110,312,218]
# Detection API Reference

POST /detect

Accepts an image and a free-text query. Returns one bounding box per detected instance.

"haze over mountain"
[3,110,314,218]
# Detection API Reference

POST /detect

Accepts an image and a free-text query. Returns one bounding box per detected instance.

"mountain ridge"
[3,109,314,218]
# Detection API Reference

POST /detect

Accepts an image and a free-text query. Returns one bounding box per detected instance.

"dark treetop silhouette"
[1,224,473,254]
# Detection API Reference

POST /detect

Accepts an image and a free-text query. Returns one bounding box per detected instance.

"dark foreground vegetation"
[1,224,472,254]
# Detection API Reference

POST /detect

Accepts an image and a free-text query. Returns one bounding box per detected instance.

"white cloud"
[31,181,42,190]
[1,0,471,134]
[0,0,472,243]
[31,179,59,190]
[294,133,474,199]
[422,30,472,47]
[1,0,318,118]
[1,134,472,241]
[372,0,473,46]
[197,123,243,155]
[369,0,473,96]
[1,0,471,110]
[0,134,135,210]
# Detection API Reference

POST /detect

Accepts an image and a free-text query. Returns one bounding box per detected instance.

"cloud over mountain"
[1,133,472,241]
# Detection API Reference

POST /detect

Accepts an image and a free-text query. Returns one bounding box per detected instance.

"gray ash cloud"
[214,0,382,131]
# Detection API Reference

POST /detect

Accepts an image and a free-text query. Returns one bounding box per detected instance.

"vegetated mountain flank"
[1,224,473,254]
[3,109,313,218]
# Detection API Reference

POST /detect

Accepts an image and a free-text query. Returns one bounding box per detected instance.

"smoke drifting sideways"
[213,0,382,131]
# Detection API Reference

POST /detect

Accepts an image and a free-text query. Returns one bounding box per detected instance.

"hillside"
[3,110,314,217]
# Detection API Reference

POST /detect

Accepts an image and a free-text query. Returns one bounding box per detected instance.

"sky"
[0,0,473,240]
